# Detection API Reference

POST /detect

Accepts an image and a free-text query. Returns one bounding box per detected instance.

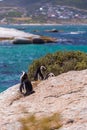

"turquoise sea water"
[0,25,87,92]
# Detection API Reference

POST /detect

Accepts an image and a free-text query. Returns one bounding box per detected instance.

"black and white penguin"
[45,72,55,79]
[20,71,33,96]
[34,65,46,81]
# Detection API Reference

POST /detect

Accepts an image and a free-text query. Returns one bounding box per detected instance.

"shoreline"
[0,23,87,26]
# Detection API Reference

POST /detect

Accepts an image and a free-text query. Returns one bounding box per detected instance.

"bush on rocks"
[28,51,87,80]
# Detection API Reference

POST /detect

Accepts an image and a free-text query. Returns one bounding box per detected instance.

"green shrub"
[20,113,62,130]
[75,61,87,70]
[28,51,87,80]
[7,11,22,17]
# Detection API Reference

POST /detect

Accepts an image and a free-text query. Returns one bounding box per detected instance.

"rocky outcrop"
[0,27,57,44]
[32,38,45,44]
[12,37,32,44]
[0,69,87,129]
[45,28,59,32]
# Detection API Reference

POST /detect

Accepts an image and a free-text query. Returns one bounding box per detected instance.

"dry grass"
[13,17,32,21]
[20,113,62,130]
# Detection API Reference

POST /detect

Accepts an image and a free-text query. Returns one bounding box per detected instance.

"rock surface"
[0,27,39,38]
[0,69,87,130]
[0,27,57,44]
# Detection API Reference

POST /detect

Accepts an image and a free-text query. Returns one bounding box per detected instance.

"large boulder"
[0,27,39,39]
[12,38,32,44]
[45,28,59,32]
[32,38,45,44]
[0,27,58,44]
[0,69,87,129]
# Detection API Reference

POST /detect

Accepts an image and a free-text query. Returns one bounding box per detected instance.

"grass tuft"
[20,113,62,130]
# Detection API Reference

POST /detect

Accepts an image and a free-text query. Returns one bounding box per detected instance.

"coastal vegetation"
[20,113,62,130]
[28,51,87,80]
[1,0,87,10]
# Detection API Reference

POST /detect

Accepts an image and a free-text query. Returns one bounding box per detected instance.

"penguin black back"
[20,71,33,96]
[34,65,46,80]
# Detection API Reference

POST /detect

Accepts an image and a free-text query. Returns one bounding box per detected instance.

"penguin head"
[20,71,28,82]
[48,73,55,78]
[22,71,26,76]
[40,65,46,71]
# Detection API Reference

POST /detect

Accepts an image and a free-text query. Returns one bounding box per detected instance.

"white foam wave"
[58,38,73,43]
[70,31,86,35]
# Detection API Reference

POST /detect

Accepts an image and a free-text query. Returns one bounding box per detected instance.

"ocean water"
[0,24,87,92]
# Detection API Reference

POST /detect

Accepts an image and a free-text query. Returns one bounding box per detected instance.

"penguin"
[45,72,55,79]
[34,65,46,81]
[20,71,33,96]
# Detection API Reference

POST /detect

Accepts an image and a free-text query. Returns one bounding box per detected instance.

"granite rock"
[0,69,87,129]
